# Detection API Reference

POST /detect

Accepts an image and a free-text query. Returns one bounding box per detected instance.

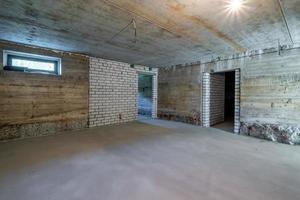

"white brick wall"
[234,69,241,134]
[202,73,210,127]
[152,74,158,118]
[88,58,158,128]
[210,74,225,126]
[89,57,138,127]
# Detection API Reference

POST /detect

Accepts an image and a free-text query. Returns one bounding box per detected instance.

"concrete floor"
[0,119,300,200]
[213,119,234,133]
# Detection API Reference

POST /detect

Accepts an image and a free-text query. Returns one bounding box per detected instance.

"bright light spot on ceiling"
[225,0,246,14]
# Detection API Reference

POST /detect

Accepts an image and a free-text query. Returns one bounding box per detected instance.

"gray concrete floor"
[213,119,234,133]
[0,119,300,200]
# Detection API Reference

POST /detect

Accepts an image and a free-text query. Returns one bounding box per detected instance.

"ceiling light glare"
[227,0,245,13]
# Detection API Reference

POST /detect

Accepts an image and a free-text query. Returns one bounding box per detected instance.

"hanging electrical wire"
[132,19,137,43]
[277,0,294,44]
[107,18,137,44]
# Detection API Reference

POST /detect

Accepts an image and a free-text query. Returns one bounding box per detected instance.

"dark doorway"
[224,71,235,122]
[213,71,235,132]
[138,74,153,118]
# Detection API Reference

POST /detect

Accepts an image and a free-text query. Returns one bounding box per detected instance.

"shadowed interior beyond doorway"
[213,71,235,133]
[138,74,153,118]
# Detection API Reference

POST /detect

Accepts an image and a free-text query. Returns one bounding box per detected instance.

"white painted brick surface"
[202,73,210,127]
[234,69,241,134]
[210,74,225,126]
[151,74,158,118]
[89,57,138,127]
[89,59,158,128]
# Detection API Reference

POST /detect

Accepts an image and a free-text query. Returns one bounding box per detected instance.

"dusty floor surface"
[213,120,234,133]
[0,119,300,200]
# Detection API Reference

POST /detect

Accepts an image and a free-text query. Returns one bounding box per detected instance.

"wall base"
[158,110,201,125]
[0,120,88,141]
[240,122,300,145]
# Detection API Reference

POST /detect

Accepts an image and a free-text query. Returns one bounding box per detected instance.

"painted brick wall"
[89,57,138,127]
[234,69,241,134]
[151,73,158,119]
[210,74,225,126]
[202,73,210,127]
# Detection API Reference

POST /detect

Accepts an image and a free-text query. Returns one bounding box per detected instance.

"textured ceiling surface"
[0,0,299,67]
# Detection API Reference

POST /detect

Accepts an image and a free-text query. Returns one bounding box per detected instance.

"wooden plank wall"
[241,50,300,125]
[200,48,300,127]
[158,64,201,125]
[158,47,300,129]
[0,41,89,140]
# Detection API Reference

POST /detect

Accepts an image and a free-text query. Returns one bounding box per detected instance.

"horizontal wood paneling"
[0,41,89,140]
[200,47,300,127]
[240,50,300,126]
[158,64,201,124]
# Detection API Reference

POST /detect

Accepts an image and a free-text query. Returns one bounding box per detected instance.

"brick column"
[202,72,210,127]
[152,73,158,118]
[234,69,241,134]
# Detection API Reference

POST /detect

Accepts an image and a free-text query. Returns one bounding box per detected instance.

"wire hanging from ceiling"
[276,0,294,44]
[108,18,137,44]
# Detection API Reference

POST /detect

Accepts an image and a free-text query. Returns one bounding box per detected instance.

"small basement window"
[3,50,61,75]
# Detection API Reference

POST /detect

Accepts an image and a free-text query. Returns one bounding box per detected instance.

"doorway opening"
[202,69,240,133]
[138,74,153,119]
[212,71,235,132]
[212,71,235,133]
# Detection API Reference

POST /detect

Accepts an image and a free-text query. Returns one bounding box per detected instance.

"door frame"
[137,71,158,119]
[202,68,241,134]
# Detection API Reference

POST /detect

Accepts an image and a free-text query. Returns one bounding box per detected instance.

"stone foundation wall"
[0,120,86,141]
[158,110,201,125]
[240,122,300,145]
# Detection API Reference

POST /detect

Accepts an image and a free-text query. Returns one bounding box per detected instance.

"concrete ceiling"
[0,0,299,67]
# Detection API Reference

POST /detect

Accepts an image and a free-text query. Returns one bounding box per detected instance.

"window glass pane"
[11,58,55,71]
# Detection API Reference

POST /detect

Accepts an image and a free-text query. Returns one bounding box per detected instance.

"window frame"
[3,50,62,75]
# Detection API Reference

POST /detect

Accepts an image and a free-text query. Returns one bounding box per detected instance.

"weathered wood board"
[0,41,89,140]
